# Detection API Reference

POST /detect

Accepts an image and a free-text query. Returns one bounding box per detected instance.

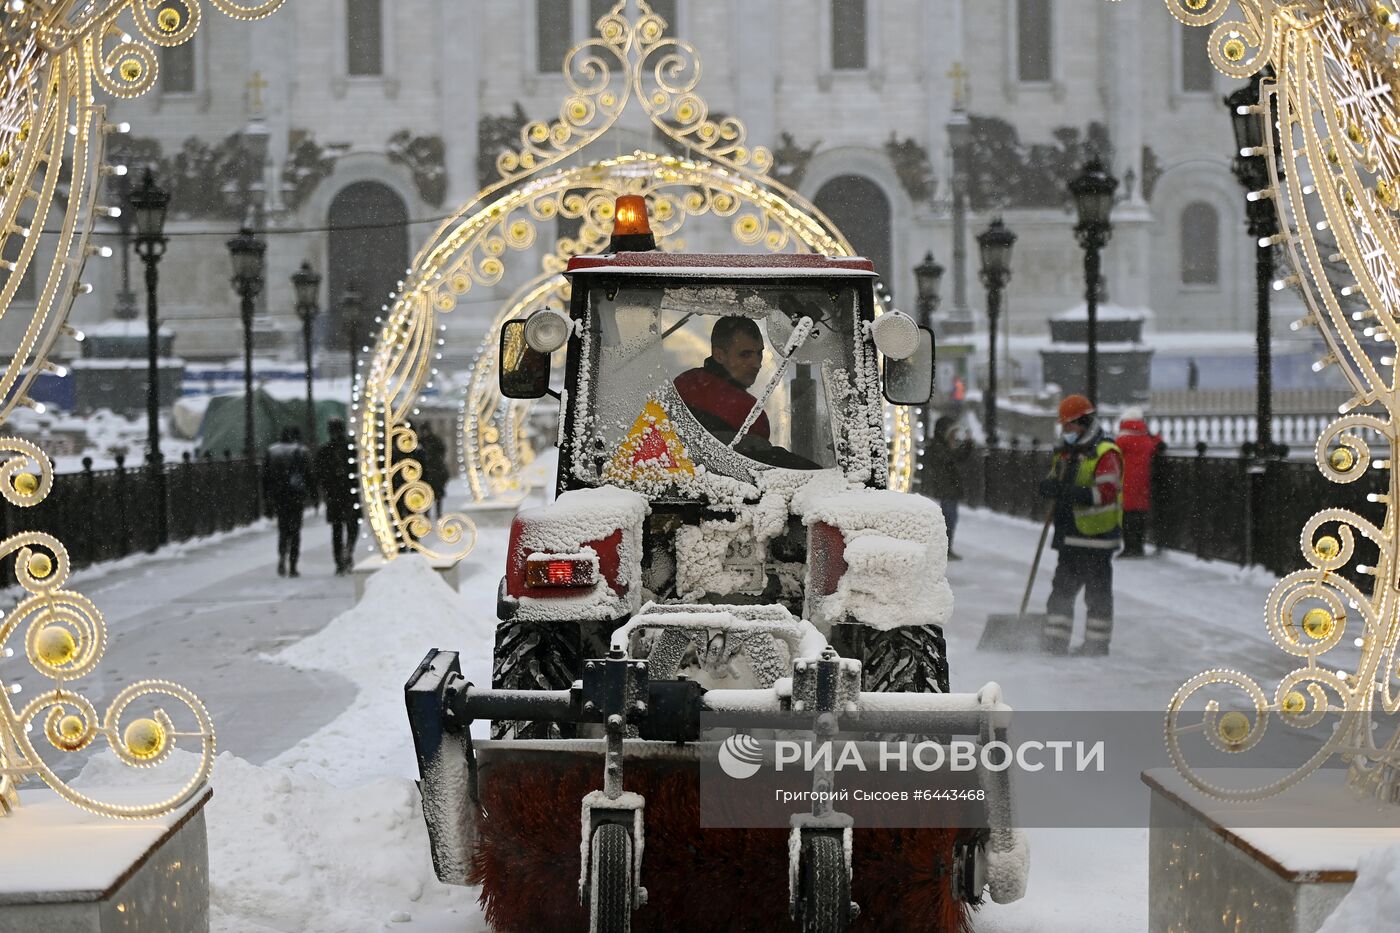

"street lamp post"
[226,227,267,477]
[1069,157,1119,407]
[341,282,363,393]
[912,252,945,491]
[1227,74,1279,454]
[130,168,170,547]
[292,261,322,450]
[976,218,1017,447]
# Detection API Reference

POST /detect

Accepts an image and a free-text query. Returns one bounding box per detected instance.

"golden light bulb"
[1329,447,1355,472]
[59,715,84,739]
[12,472,37,496]
[27,552,52,579]
[1218,711,1251,744]
[1282,691,1307,714]
[124,718,166,761]
[1303,608,1336,639]
[34,625,75,666]
[1314,535,1341,560]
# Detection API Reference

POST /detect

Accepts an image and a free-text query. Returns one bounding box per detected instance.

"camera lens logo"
[718,734,764,780]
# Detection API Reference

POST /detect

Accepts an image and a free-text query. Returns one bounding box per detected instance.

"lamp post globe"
[292,261,322,449]
[1068,157,1118,406]
[913,251,945,330]
[226,227,266,506]
[976,217,1017,446]
[130,167,170,547]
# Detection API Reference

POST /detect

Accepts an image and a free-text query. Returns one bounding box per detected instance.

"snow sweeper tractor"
[406,195,1028,932]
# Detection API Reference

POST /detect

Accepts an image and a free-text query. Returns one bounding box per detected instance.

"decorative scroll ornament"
[357,0,915,562]
[0,0,285,818]
[1163,0,1400,805]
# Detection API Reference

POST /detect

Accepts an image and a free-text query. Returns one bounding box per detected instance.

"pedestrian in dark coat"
[1115,407,1165,558]
[263,427,312,577]
[417,422,450,519]
[314,418,360,575]
[923,415,973,560]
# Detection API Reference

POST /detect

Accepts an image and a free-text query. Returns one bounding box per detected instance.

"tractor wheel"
[490,618,582,739]
[589,822,634,933]
[799,833,851,933]
[856,624,950,694]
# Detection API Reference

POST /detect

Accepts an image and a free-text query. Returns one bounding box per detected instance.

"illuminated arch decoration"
[0,0,287,818]
[357,0,915,562]
[1164,0,1400,805]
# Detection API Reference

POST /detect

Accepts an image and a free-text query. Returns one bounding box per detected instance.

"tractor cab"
[500,197,935,503]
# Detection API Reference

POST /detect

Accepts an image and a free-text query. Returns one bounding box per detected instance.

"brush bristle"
[470,757,975,932]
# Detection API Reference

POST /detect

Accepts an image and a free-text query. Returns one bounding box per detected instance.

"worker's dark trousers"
[1121,512,1148,556]
[276,504,304,571]
[1045,547,1115,647]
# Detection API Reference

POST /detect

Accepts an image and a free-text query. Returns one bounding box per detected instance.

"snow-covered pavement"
[12,496,1333,931]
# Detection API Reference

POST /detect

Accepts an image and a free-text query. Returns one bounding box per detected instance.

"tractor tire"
[589,822,634,933]
[856,623,950,694]
[490,618,582,739]
[799,833,851,933]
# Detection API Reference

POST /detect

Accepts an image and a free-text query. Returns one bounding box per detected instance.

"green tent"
[198,390,348,457]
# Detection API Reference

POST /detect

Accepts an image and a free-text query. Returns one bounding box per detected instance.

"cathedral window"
[1015,0,1053,83]
[1180,201,1220,286]
[831,0,868,71]
[1180,24,1214,94]
[346,0,383,77]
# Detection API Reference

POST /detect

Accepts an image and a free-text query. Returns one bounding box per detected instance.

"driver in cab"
[674,316,816,469]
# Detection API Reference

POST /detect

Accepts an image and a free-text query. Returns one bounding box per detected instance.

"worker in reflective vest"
[1038,394,1123,656]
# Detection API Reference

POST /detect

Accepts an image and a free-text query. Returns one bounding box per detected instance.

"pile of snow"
[78,748,482,932]
[267,554,491,786]
[1318,844,1400,931]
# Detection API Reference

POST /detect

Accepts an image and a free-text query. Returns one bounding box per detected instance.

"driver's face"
[713,332,765,388]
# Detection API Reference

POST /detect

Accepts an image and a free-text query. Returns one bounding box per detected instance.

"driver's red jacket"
[674,357,771,439]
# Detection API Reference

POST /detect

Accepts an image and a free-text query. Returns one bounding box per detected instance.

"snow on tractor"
[406,196,1028,932]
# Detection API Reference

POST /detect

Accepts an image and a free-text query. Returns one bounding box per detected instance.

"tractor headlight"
[524,308,572,353]
[870,310,919,361]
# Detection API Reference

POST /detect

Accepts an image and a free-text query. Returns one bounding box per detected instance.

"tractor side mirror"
[882,327,935,405]
[499,319,551,399]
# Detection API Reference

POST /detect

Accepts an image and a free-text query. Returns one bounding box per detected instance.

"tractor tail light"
[524,554,597,589]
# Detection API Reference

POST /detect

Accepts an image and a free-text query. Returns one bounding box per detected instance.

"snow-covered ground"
[13,491,1392,931]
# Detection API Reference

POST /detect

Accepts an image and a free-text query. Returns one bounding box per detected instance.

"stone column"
[439,2,481,209]
[1102,0,1152,311]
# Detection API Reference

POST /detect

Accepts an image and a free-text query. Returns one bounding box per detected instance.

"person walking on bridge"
[264,427,312,578]
[1038,395,1123,656]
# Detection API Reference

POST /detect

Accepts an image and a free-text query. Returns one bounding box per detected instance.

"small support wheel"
[799,832,851,933]
[589,822,634,933]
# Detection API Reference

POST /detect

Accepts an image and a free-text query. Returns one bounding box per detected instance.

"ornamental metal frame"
[355,0,916,563]
[0,0,286,820]
[1165,0,1400,805]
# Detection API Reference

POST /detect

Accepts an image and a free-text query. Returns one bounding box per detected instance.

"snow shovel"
[977,508,1053,652]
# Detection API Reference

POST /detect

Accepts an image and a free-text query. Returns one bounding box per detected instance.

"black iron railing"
[956,441,1384,578]
[0,451,264,583]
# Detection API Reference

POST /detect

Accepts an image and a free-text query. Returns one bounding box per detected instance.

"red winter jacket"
[674,358,770,440]
[1116,419,1164,513]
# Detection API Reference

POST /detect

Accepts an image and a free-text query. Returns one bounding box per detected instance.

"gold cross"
[246,70,269,111]
[947,61,970,110]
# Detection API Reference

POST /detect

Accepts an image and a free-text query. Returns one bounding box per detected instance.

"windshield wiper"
[730,316,814,450]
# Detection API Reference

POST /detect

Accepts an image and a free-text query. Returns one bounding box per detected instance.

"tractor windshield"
[579,282,864,485]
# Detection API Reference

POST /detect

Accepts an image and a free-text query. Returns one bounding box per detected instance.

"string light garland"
[358,0,915,563]
[1164,0,1400,805]
[0,0,285,819]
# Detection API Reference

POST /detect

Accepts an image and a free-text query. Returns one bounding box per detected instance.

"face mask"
[1062,431,1080,445]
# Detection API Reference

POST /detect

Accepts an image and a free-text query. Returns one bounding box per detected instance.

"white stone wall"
[70,0,1291,364]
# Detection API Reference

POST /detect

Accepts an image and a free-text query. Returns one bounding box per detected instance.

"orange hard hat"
[1058,394,1095,425]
